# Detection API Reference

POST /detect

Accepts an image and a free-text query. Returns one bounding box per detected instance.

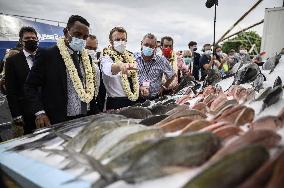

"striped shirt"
[134,52,175,97]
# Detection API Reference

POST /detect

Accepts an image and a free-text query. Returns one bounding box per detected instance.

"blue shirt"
[134,52,175,97]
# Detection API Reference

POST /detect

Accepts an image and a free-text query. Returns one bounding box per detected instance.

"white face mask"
[240,50,247,54]
[205,50,212,56]
[216,51,222,56]
[68,32,86,52]
[87,49,96,60]
[113,41,126,53]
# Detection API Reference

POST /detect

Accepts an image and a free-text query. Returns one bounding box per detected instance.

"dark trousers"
[106,97,136,110]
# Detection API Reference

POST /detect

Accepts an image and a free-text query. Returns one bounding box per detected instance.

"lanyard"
[141,58,153,78]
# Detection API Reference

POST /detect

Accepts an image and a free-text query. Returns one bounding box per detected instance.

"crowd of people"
[0,14,278,135]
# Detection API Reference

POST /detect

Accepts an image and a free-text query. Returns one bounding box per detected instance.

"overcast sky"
[0,0,283,52]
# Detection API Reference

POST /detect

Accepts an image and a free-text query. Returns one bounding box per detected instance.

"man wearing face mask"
[199,44,214,81]
[101,27,139,110]
[25,15,100,128]
[188,41,201,81]
[134,33,176,101]
[177,50,193,77]
[238,46,251,64]
[5,26,39,134]
[86,34,105,113]
[161,36,178,90]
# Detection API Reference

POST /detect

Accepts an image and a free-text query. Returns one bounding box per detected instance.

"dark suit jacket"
[5,51,32,118]
[192,52,201,80]
[25,45,98,124]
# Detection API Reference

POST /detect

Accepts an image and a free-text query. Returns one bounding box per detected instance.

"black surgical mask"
[193,47,197,52]
[24,40,39,52]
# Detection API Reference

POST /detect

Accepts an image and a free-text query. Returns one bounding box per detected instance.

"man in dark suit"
[25,15,99,128]
[86,35,106,113]
[188,41,201,81]
[5,26,39,134]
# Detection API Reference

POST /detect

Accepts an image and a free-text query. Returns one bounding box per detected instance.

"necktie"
[29,54,35,68]
[70,52,87,115]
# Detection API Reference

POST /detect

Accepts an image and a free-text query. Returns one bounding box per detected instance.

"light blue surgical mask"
[68,33,86,52]
[142,46,154,57]
[183,57,192,65]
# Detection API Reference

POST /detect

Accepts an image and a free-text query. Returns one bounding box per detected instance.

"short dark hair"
[143,33,157,43]
[188,41,197,47]
[161,36,174,47]
[88,34,97,40]
[19,26,37,40]
[239,45,246,50]
[109,27,127,41]
[214,45,221,52]
[67,15,90,29]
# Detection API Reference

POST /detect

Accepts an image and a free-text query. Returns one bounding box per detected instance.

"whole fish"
[239,150,284,188]
[155,109,207,127]
[122,132,221,183]
[183,145,269,188]
[159,117,194,132]
[209,129,281,163]
[260,86,283,113]
[253,73,265,92]
[101,128,164,161]
[234,63,259,84]
[269,54,282,74]
[273,76,282,88]
[83,125,146,159]
[67,119,136,152]
[149,104,169,115]
[139,115,168,126]
[252,87,272,102]
[250,110,284,131]
[118,106,152,119]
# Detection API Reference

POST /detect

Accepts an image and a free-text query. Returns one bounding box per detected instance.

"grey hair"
[142,33,157,44]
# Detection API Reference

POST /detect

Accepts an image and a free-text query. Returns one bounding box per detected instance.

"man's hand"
[121,63,137,75]
[35,113,51,129]
[158,85,168,96]
[140,86,149,97]
[13,118,25,137]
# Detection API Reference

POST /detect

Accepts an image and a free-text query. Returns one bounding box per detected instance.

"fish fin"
[80,153,119,182]
[52,130,72,142]
[258,103,267,115]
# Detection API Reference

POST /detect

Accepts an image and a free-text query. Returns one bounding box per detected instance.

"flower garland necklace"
[103,47,139,101]
[57,38,98,103]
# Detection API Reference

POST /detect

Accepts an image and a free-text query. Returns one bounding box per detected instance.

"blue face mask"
[183,57,192,65]
[142,46,154,57]
[68,33,86,52]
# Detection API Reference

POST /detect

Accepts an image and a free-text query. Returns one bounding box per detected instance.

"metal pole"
[220,19,264,42]
[213,3,217,47]
[216,0,263,45]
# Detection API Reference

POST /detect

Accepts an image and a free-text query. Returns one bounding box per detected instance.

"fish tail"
[53,130,72,142]
[258,104,266,115]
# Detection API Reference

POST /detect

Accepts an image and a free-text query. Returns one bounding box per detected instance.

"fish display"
[2,54,284,188]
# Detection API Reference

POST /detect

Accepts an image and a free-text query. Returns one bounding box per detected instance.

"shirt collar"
[23,49,34,57]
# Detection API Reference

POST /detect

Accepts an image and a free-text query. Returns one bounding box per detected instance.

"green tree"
[221,31,262,55]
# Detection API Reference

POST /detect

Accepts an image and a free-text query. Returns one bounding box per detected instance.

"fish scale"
[88,125,146,159]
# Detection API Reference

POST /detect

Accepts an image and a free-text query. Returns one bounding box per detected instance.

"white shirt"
[23,49,35,69]
[100,55,127,98]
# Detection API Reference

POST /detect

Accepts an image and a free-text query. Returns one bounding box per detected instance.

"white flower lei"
[103,47,139,101]
[57,38,98,103]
